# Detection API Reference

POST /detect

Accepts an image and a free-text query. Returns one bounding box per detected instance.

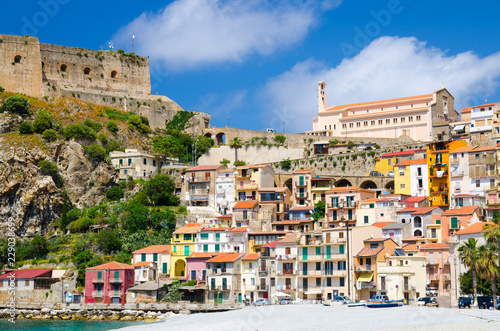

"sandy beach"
[117,305,500,331]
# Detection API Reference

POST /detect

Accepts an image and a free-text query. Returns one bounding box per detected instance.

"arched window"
[60,64,67,72]
[401,218,406,224]
[111,70,118,78]
[83,67,91,75]
[14,55,22,63]
[414,216,422,228]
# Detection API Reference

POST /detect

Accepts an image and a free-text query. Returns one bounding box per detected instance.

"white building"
[131,245,171,276]
[240,253,259,304]
[469,146,496,197]
[450,146,474,199]
[275,234,298,299]
[469,103,495,145]
[195,228,230,253]
[206,253,244,304]
[109,149,160,180]
[226,227,253,253]
[133,262,157,285]
[215,169,235,214]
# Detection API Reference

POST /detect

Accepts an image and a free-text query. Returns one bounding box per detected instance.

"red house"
[85,261,134,304]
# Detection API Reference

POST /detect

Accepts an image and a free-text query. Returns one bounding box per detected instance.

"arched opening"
[41,61,45,70]
[14,55,22,63]
[204,133,212,139]
[174,259,186,277]
[83,67,91,75]
[360,180,377,190]
[384,180,394,192]
[41,61,47,81]
[334,179,352,187]
[216,132,226,145]
[401,218,406,224]
[414,216,422,228]
[414,229,422,237]
[111,70,118,78]
[60,64,67,72]
[283,178,293,193]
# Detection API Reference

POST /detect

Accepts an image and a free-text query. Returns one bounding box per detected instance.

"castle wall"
[0,35,42,97]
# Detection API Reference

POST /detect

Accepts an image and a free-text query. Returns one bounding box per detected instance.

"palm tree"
[476,245,499,308]
[458,238,479,304]
[229,137,243,162]
[484,213,500,305]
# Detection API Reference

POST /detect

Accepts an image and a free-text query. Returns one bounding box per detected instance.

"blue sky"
[3,0,500,133]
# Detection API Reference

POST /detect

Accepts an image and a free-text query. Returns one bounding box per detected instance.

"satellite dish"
[149,263,155,268]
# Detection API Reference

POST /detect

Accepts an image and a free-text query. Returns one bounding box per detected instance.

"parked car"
[253,299,270,306]
[477,296,493,309]
[426,287,438,297]
[458,297,473,309]
[417,297,438,307]
[278,297,293,305]
[332,296,353,305]
[368,295,389,302]
[387,171,394,177]
[496,302,500,310]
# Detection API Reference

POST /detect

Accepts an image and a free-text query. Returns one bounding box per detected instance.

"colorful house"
[206,253,244,304]
[240,253,259,304]
[396,206,444,237]
[85,261,134,304]
[311,177,333,206]
[215,168,235,214]
[171,225,204,277]
[394,159,429,197]
[291,169,314,206]
[417,243,451,295]
[257,187,291,222]
[195,228,230,253]
[234,164,274,201]
[184,165,224,208]
[186,252,216,284]
[325,186,377,228]
[232,200,259,230]
[275,234,298,298]
[375,149,426,177]
[132,245,171,276]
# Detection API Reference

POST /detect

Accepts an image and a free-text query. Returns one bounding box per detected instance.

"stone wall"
[0,35,42,97]
[198,145,304,166]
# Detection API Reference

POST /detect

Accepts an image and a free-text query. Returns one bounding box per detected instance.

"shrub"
[38,160,59,177]
[97,132,107,144]
[42,129,57,142]
[106,120,118,133]
[1,95,30,116]
[279,158,291,171]
[68,216,94,233]
[106,140,121,153]
[33,110,53,133]
[84,144,107,162]
[19,121,33,134]
[0,86,3,92]
[83,119,102,132]
[95,228,121,253]
[106,186,124,201]
[128,115,151,134]
[233,160,246,167]
[63,124,97,140]
[347,141,355,147]
[143,174,179,206]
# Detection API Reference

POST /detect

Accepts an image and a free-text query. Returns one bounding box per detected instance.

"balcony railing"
[189,189,209,195]
[109,292,123,298]
[257,285,268,291]
[276,255,296,261]
[92,291,104,298]
[208,268,227,275]
[92,278,104,283]
[296,192,308,198]
[323,269,347,276]
[298,286,322,292]
[470,171,496,178]
[299,270,322,277]
[109,278,122,283]
[354,265,373,272]
[298,254,323,262]
[188,177,211,182]
[276,270,295,276]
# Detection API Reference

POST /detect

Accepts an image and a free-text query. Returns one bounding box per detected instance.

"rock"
[61,315,72,320]
[41,308,51,314]
[120,315,137,321]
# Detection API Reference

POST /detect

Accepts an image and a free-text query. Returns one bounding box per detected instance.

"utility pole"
[132,34,135,52]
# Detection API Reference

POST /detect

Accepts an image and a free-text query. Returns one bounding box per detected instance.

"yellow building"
[234,165,275,201]
[394,159,428,196]
[311,177,333,206]
[373,149,426,176]
[427,140,467,208]
[170,225,204,277]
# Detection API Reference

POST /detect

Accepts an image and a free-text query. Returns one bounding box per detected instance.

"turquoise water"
[0,319,151,330]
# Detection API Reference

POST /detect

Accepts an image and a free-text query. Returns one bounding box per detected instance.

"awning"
[357,273,374,282]
[453,124,465,131]
[304,290,322,295]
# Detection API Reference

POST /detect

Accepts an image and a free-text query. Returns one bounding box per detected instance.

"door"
[162,263,168,275]
[302,247,308,260]
[404,276,409,291]
[303,278,308,292]
[404,292,410,305]
[114,271,119,281]
[184,245,190,256]
[326,246,331,259]
[191,270,197,281]
[285,278,291,290]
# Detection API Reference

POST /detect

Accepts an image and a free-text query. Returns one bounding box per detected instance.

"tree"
[97,132,107,144]
[220,158,230,168]
[64,124,97,140]
[95,228,122,253]
[128,115,151,134]
[42,129,57,142]
[19,121,33,134]
[458,238,479,304]
[459,269,498,296]
[477,245,499,307]
[274,135,286,145]
[280,158,291,171]
[106,140,121,153]
[234,160,246,167]
[165,110,195,133]
[229,137,243,162]
[484,213,500,307]
[106,186,124,202]
[1,95,30,116]
[162,279,182,303]
[143,174,179,206]
[83,119,103,132]
[329,139,339,146]
[311,201,326,222]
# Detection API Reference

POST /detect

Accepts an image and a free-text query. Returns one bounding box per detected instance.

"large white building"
[311,83,458,141]
[215,169,235,214]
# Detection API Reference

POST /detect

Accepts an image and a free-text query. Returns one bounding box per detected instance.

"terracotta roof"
[133,245,171,254]
[364,237,391,243]
[173,225,204,234]
[442,206,478,215]
[361,198,378,204]
[372,222,394,229]
[87,262,133,270]
[233,200,258,208]
[405,196,427,203]
[452,146,478,154]
[0,269,52,279]
[460,106,473,113]
[242,253,259,261]
[186,165,223,172]
[381,149,423,158]
[249,231,286,236]
[394,159,428,166]
[133,262,154,267]
[402,236,424,242]
[474,146,496,152]
[218,168,235,173]
[275,233,298,245]
[227,227,250,233]
[206,253,244,263]
[290,206,314,211]
[186,252,217,259]
[293,169,313,173]
[272,220,311,225]
[236,164,267,170]
[356,246,383,257]
[262,239,280,248]
[326,186,374,193]
[258,187,288,193]
[397,206,440,215]
[419,243,450,249]
[455,222,495,235]
[217,214,233,218]
[474,102,500,108]
[201,227,229,232]
[402,244,418,251]
[324,94,433,112]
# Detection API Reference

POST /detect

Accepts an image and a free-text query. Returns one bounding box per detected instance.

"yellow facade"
[394,163,412,195]
[170,227,201,277]
[427,140,467,208]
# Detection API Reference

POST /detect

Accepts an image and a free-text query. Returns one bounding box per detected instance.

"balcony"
[276,255,296,261]
[276,285,295,291]
[189,189,209,195]
[354,265,373,272]
[470,171,496,178]
[429,170,448,178]
[298,254,323,262]
[470,157,495,165]
[257,285,268,291]
[109,278,122,283]
[298,286,322,293]
[92,291,104,298]
[109,292,123,298]
[356,281,376,289]
[299,270,322,277]
[295,181,307,187]
[208,268,227,275]
[216,188,225,194]
[323,270,347,276]
[188,177,211,182]
[92,278,104,284]
[237,183,259,190]
[276,270,295,277]
[324,254,346,261]
[451,170,464,178]
[259,266,268,273]
[296,192,308,199]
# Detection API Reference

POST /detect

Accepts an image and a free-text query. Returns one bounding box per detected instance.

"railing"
[92,291,104,298]
[470,157,495,165]
[323,270,346,276]
[470,171,496,178]
[207,268,227,275]
[276,255,296,261]
[92,278,104,283]
[427,258,450,265]
[354,265,373,272]
[109,278,122,283]
[298,254,323,261]
[238,184,259,190]
[257,285,268,291]
[109,292,123,298]
[276,285,295,291]
[324,254,346,260]
[299,270,322,277]
[276,270,295,276]
[298,286,322,292]
[296,192,308,198]
[189,189,209,195]
[295,181,307,187]
[188,177,211,182]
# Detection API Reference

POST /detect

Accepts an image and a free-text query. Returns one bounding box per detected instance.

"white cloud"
[260,36,500,133]
[113,0,340,70]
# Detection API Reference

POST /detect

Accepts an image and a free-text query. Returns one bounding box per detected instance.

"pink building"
[311,83,458,141]
[325,186,376,228]
[186,253,216,284]
[85,261,134,305]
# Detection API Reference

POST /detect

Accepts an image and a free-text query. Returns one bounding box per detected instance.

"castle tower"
[318,81,328,113]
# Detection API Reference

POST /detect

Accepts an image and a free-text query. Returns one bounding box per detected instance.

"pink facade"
[85,262,135,305]
[417,244,451,294]
[325,186,377,228]
[186,254,213,284]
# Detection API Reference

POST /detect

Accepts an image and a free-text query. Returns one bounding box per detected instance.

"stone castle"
[0,34,210,132]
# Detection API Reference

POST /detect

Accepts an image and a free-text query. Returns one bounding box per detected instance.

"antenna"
[132,34,135,52]
[108,41,114,50]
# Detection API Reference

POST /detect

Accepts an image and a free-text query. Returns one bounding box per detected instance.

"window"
[416,115,421,121]
[14,55,22,63]
[364,215,369,224]
[316,262,321,270]
[327,278,332,287]
[386,119,390,124]
[60,64,67,72]
[401,117,405,123]
[200,233,209,240]
[357,122,361,127]
[393,118,397,124]
[371,120,375,126]
[143,158,147,165]
[285,247,291,254]
[409,116,413,122]
[25,280,30,286]
[83,67,91,75]
[378,120,383,125]
[243,210,248,219]
[316,247,321,255]
[316,278,321,286]
[476,180,480,188]
[339,245,345,254]
[364,121,368,127]
[141,254,146,262]
[111,70,118,78]
[349,123,353,128]
[342,124,347,129]
[340,277,345,287]
[400,184,405,188]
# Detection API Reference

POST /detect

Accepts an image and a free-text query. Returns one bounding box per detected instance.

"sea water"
[0,319,152,330]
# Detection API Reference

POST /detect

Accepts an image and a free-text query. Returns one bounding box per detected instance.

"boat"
[347,302,366,307]
[366,301,403,308]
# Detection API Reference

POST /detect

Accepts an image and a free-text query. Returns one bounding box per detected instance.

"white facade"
[216,170,235,214]
[409,163,429,197]
[469,105,494,135]
[241,257,259,303]
[133,263,157,284]
[450,149,471,198]
[110,149,160,180]
[195,230,231,253]
[275,244,298,296]
[226,228,252,253]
